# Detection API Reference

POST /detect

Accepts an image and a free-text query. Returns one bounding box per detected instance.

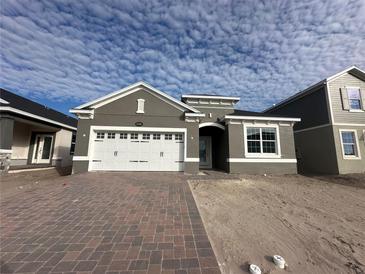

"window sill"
[136,111,145,114]
[348,109,364,112]
[245,154,281,159]
[342,156,362,160]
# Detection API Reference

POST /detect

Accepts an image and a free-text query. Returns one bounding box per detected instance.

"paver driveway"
[0,172,220,274]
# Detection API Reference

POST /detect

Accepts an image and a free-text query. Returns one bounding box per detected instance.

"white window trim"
[346,86,363,112]
[339,129,361,160]
[136,98,145,114]
[243,124,281,158]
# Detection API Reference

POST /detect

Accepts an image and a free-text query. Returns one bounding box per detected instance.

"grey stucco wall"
[73,89,200,173]
[328,72,365,124]
[227,123,296,159]
[229,163,297,174]
[226,122,297,174]
[332,125,365,174]
[294,125,339,174]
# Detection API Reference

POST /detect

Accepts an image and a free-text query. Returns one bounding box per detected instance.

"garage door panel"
[91,130,184,171]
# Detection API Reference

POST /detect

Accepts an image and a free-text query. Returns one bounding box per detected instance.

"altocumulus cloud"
[1,0,364,113]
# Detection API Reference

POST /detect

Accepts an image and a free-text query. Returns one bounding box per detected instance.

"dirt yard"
[189,174,365,274]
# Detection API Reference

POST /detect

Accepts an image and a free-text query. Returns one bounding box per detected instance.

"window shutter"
[361,89,365,110]
[340,87,350,110]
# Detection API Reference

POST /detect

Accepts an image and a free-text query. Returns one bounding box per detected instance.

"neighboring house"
[0,88,78,173]
[265,66,365,174]
[70,82,300,174]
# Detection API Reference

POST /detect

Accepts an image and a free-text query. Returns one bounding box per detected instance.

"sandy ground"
[189,174,365,274]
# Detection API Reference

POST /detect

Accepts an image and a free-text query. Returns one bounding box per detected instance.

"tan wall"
[332,125,365,174]
[227,122,297,174]
[53,129,73,167]
[329,72,365,124]
[11,122,32,160]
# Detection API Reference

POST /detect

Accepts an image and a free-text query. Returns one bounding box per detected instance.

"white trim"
[0,98,9,104]
[227,158,297,163]
[74,81,200,113]
[0,149,12,153]
[225,115,301,122]
[334,123,365,127]
[194,105,234,110]
[199,122,225,130]
[73,156,89,161]
[69,109,93,114]
[185,158,200,162]
[182,94,240,101]
[136,98,145,114]
[349,109,364,112]
[243,124,282,158]
[185,113,206,117]
[339,129,361,160]
[87,126,188,171]
[0,106,77,130]
[326,66,365,82]
[325,81,335,124]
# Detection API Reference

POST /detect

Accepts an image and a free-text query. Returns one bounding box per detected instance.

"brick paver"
[0,172,221,273]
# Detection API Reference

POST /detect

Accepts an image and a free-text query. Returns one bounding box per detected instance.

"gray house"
[70,82,300,174]
[0,89,78,173]
[265,66,365,174]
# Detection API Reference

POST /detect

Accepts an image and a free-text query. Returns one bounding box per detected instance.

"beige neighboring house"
[0,88,77,173]
[266,66,365,174]
[70,81,300,174]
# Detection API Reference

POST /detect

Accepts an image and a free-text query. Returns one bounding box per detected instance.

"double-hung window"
[70,132,76,155]
[246,127,278,156]
[340,130,360,159]
[347,87,362,110]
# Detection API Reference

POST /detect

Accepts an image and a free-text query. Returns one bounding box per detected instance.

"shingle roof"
[0,88,77,129]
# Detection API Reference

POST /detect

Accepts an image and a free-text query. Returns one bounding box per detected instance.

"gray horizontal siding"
[328,72,365,124]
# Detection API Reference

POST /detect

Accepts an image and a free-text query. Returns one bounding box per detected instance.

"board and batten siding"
[328,72,365,124]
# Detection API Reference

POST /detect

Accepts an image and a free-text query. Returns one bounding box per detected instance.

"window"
[175,134,183,140]
[96,132,105,139]
[131,133,138,140]
[165,134,172,140]
[107,132,115,139]
[347,87,362,110]
[120,133,128,139]
[246,127,278,155]
[70,132,76,155]
[136,98,145,113]
[340,130,360,158]
[142,133,150,140]
[153,133,161,140]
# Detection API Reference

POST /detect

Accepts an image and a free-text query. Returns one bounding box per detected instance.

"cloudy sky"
[1,0,364,115]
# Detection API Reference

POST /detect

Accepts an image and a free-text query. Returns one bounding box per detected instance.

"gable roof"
[72,81,200,113]
[264,66,365,112]
[0,88,77,130]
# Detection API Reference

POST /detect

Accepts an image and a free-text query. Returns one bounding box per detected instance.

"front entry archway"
[199,124,227,171]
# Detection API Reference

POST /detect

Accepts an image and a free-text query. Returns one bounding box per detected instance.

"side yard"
[189,174,365,274]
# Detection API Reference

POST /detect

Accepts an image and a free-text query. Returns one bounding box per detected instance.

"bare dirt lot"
[189,174,365,274]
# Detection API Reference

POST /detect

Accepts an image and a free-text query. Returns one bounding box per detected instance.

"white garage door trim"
[87,126,188,171]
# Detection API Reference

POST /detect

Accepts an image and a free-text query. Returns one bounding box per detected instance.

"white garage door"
[90,131,184,171]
